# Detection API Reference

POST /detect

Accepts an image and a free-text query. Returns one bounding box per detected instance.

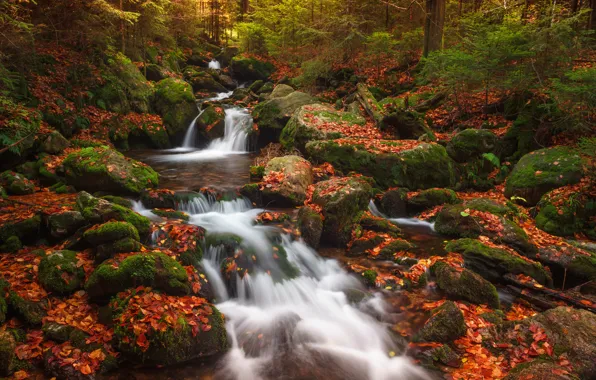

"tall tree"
[423,0,445,57]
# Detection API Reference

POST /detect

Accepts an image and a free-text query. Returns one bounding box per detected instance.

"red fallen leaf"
[80,364,93,375]
[136,333,150,351]
[202,324,212,332]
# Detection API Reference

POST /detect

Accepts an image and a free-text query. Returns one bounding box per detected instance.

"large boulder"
[261,156,313,206]
[231,55,275,81]
[83,221,142,261]
[535,187,595,238]
[430,261,500,308]
[306,140,457,190]
[47,211,85,239]
[85,252,189,299]
[505,147,584,205]
[41,130,70,154]
[0,213,41,248]
[252,91,316,144]
[413,301,466,343]
[196,105,226,141]
[312,177,372,246]
[446,129,498,163]
[0,331,16,376]
[535,245,596,283]
[111,287,227,366]
[63,147,158,196]
[379,188,408,217]
[269,84,294,99]
[445,238,552,286]
[0,171,34,195]
[38,250,85,295]
[280,103,366,152]
[153,78,198,139]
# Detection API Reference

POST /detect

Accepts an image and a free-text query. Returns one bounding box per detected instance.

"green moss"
[8,291,46,326]
[231,56,275,80]
[96,237,142,261]
[77,192,151,236]
[85,252,189,299]
[83,221,140,245]
[407,188,461,212]
[151,209,190,221]
[101,195,133,209]
[0,236,22,253]
[38,250,85,294]
[446,129,498,163]
[435,204,482,238]
[250,165,265,180]
[359,216,402,236]
[362,270,378,286]
[378,239,415,260]
[464,198,517,218]
[445,238,552,286]
[0,214,41,243]
[0,171,35,195]
[153,78,197,137]
[414,301,466,343]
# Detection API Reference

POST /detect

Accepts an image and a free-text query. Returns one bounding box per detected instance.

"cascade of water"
[368,200,436,231]
[209,59,221,70]
[181,112,203,149]
[168,195,429,380]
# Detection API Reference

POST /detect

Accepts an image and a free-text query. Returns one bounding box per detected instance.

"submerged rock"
[262,155,313,206]
[505,147,584,205]
[413,301,466,343]
[63,147,158,196]
[313,177,372,246]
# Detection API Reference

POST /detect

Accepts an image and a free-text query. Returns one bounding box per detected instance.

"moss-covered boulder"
[47,211,85,239]
[505,147,584,205]
[297,206,323,248]
[446,129,498,163]
[306,140,457,190]
[153,78,198,138]
[280,103,366,152]
[406,188,461,213]
[151,209,190,221]
[536,245,596,283]
[377,239,415,260]
[63,147,158,195]
[313,177,372,246]
[252,91,316,143]
[269,84,294,99]
[414,301,466,343]
[140,189,176,209]
[379,188,408,217]
[0,214,41,246]
[111,287,227,366]
[358,214,402,236]
[197,105,226,141]
[0,330,16,376]
[535,188,595,238]
[262,156,313,206]
[41,130,69,155]
[435,204,535,255]
[463,198,518,218]
[446,238,551,285]
[76,191,151,236]
[8,291,46,326]
[83,221,139,246]
[503,360,571,380]
[85,252,189,299]
[0,171,34,195]
[96,53,154,114]
[38,250,85,294]
[430,261,500,308]
[231,55,275,81]
[185,69,228,93]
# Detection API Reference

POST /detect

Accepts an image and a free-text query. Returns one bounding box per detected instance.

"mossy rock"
[313,177,372,247]
[280,103,365,152]
[85,252,189,299]
[348,235,385,257]
[535,190,595,238]
[231,56,275,81]
[151,209,190,221]
[430,261,500,309]
[358,215,401,236]
[261,156,313,207]
[38,250,85,294]
[83,221,140,246]
[536,245,596,283]
[140,189,176,209]
[41,130,70,155]
[63,147,158,195]
[379,188,408,217]
[252,91,316,143]
[297,206,323,249]
[463,198,517,218]
[0,96,40,168]
[76,192,151,236]
[144,64,167,82]
[48,211,85,239]
[0,330,16,376]
[305,140,457,190]
[185,69,228,93]
[406,188,461,213]
[362,270,378,286]
[153,78,198,138]
[377,239,415,260]
[504,147,584,206]
[269,84,294,99]
[503,360,573,380]
[0,236,21,253]
[446,129,498,163]
[96,237,143,262]
[100,195,133,209]
[0,171,34,195]
[413,301,466,343]
[0,214,41,244]
[197,105,226,141]
[8,291,46,326]
[445,238,552,286]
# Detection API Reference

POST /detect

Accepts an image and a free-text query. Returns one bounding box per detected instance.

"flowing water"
[209,59,222,70]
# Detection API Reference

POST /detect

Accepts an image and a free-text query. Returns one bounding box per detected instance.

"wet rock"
[153,78,197,139]
[48,211,85,239]
[41,130,70,154]
[39,250,85,295]
[358,215,401,236]
[140,189,176,209]
[63,147,158,196]
[85,252,189,299]
[505,147,584,206]
[280,103,365,152]
[306,141,457,190]
[445,238,552,286]
[76,191,151,236]
[406,188,461,213]
[446,129,498,163]
[151,209,190,221]
[348,235,385,257]
[83,221,141,260]
[297,206,323,248]
[379,188,408,217]
[219,74,235,89]
[0,171,34,195]
[414,344,461,369]
[231,55,275,81]
[377,239,415,260]
[413,301,466,343]
[430,260,500,308]
[262,155,313,206]
[313,177,372,247]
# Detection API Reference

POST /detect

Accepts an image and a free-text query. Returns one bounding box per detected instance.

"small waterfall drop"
[208,59,221,70]
[181,113,203,149]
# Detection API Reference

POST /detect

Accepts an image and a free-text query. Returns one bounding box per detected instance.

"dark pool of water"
[126,150,254,191]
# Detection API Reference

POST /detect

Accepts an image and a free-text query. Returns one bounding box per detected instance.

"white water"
[368,200,435,231]
[209,59,222,70]
[151,194,430,380]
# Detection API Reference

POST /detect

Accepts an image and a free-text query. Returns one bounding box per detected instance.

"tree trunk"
[590,0,596,29]
[423,0,445,57]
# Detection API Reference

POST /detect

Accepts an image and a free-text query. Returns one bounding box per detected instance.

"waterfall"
[204,108,251,152]
[164,195,429,380]
[368,200,436,231]
[181,113,203,149]
[209,59,221,70]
